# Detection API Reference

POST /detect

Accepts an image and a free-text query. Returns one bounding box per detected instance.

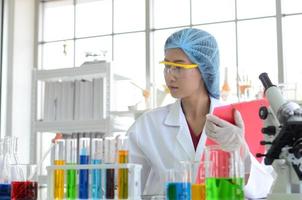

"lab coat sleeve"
[127,123,151,193]
[244,153,275,199]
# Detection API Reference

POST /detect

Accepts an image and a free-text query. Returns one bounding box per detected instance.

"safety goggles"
[159,61,198,69]
[160,61,198,77]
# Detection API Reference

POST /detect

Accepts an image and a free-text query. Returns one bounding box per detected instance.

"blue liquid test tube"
[79,138,90,199]
[91,138,103,199]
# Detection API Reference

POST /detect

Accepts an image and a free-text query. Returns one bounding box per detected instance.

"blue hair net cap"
[164,28,220,99]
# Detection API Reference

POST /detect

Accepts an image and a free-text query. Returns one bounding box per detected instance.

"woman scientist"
[127,28,274,198]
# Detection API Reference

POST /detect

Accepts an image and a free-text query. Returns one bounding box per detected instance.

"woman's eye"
[175,67,182,71]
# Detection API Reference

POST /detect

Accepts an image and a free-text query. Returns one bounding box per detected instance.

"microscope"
[257,73,302,200]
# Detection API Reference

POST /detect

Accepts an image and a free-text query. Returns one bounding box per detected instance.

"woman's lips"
[169,86,179,91]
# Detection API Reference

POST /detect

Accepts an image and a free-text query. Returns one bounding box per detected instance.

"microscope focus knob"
[259,106,268,119]
[261,126,276,135]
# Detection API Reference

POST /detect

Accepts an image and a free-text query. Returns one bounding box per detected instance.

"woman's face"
[164,48,207,99]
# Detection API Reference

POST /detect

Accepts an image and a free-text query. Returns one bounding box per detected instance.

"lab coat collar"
[163,99,194,159]
[194,96,220,160]
[164,99,182,126]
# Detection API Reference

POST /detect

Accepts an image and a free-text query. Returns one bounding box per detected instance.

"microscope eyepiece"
[259,73,275,90]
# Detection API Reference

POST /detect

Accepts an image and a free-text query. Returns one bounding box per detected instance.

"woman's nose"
[165,72,177,82]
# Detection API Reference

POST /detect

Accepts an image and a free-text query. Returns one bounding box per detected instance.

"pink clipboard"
[207,98,269,162]
[196,99,269,183]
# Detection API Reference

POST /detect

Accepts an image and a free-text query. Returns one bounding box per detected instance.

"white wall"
[2,0,36,163]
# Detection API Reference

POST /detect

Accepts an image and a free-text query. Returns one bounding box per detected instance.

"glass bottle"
[221,67,230,101]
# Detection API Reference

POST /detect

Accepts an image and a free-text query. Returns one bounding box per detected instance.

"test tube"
[54,139,65,200]
[104,137,116,199]
[91,138,103,199]
[79,138,90,199]
[117,136,129,199]
[65,138,77,199]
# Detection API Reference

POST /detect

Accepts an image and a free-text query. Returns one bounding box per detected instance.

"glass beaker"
[10,164,38,200]
[191,161,206,200]
[165,161,191,200]
[204,145,245,200]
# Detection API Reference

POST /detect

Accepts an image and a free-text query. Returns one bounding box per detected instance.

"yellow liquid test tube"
[192,183,205,200]
[54,160,65,199]
[118,150,128,199]
[54,139,65,200]
[117,137,129,199]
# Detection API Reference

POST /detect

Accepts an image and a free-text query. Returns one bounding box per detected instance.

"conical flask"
[0,137,14,200]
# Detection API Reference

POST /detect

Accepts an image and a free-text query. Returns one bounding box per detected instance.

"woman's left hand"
[205,110,249,158]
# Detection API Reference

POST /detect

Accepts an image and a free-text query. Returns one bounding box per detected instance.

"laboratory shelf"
[34,61,108,81]
[31,62,111,165]
[110,109,147,117]
[34,119,110,133]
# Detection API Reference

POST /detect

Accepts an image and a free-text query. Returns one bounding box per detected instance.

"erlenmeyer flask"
[0,137,13,200]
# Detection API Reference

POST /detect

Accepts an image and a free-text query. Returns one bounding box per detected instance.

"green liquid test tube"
[66,138,77,199]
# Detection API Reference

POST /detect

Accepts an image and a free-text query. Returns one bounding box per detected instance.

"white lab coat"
[127,97,274,199]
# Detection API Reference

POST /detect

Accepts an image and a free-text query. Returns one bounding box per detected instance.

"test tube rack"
[46,163,142,200]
